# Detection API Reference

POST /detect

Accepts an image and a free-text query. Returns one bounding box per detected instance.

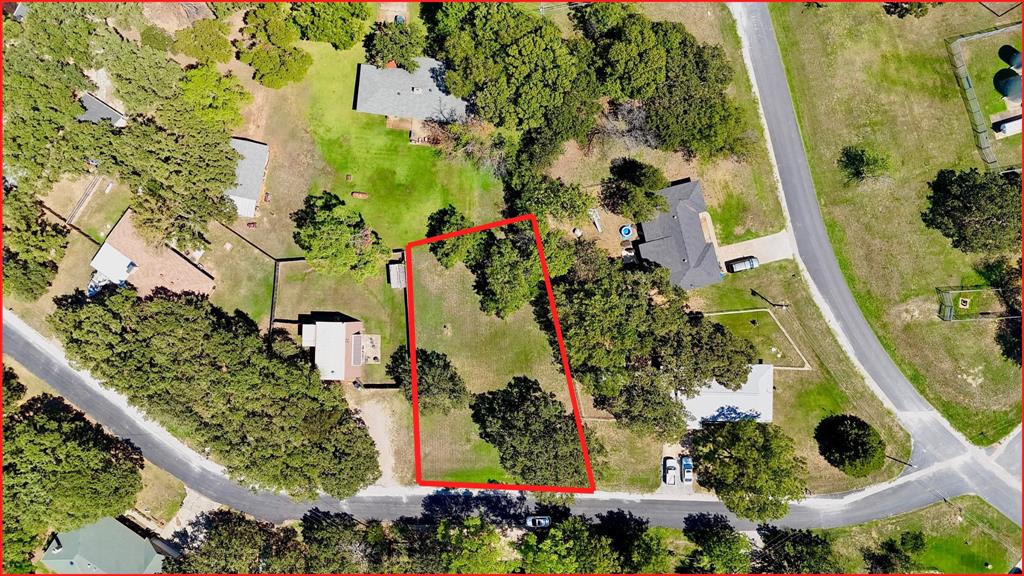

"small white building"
[674,364,774,429]
[301,320,381,382]
[226,138,269,218]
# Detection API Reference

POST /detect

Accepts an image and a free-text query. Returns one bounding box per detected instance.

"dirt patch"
[887,296,940,324]
[376,2,409,24]
[142,2,213,33]
[346,388,403,487]
[82,68,127,114]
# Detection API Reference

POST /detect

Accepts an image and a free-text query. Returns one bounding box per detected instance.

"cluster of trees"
[815,414,887,477]
[173,18,234,63]
[292,193,388,282]
[552,241,755,440]
[600,157,670,222]
[3,369,143,573]
[364,19,427,71]
[48,288,381,499]
[237,3,370,88]
[386,345,469,414]
[980,256,1022,365]
[923,168,1021,254]
[882,2,944,18]
[167,503,678,574]
[2,185,70,299]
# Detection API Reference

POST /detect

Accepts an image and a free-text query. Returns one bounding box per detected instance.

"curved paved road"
[729,2,1019,523]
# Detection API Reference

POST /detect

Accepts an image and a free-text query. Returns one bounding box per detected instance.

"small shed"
[226,138,270,218]
[388,262,407,289]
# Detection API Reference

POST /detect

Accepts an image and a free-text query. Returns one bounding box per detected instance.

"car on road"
[662,456,679,485]
[525,516,551,529]
[680,456,694,484]
[725,255,760,273]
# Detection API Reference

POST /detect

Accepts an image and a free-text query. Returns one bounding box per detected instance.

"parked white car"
[662,456,679,485]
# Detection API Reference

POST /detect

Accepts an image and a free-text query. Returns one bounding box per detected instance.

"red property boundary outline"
[404,213,597,493]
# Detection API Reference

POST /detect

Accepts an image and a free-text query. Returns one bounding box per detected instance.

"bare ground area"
[141,2,212,33]
[346,387,413,486]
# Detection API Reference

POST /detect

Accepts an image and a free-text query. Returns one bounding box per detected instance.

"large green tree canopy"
[3,395,143,573]
[429,3,582,131]
[48,289,380,498]
[386,345,470,414]
[2,185,70,300]
[923,168,1021,254]
[292,193,389,282]
[292,2,371,50]
[690,420,808,521]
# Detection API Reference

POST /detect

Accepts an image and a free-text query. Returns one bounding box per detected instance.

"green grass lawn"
[203,223,275,329]
[826,496,1021,573]
[74,182,132,243]
[587,419,662,493]
[770,2,1022,445]
[409,241,589,486]
[706,310,805,368]
[305,42,504,249]
[962,25,1023,166]
[692,261,911,494]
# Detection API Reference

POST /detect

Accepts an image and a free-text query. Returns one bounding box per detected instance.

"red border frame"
[404,213,596,493]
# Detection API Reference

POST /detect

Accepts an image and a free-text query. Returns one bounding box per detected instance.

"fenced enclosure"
[936,285,1018,321]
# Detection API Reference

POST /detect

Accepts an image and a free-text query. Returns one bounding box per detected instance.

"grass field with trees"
[770,2,1022,444]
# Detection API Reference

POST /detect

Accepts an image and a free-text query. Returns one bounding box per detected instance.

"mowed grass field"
[706,309,805,368]
[961,25,1023,166]
[770,3,1022,445]
[410,241,589,486]
[825,496,1021,573]
[543,3,785,245]
[202,223,275,329]
[692,261,911,494]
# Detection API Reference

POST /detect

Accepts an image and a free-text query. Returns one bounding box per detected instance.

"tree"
[690,420,807,520]
[476,237,541,318]
[165,511,306,573]
[140,25,173,51]
[158,65,252,133]
[292,2,371,50]
[922,168,1021,253]
[753,525,843,573]
[173,19,234,63]
[837,144,890,181]
[431,3,583,131]
[293,193,388,282]
[2,185,70,300]
[882,2,943,18]
[815,414,887,477]
[426,205,480,268]
[3,395,143,572]
[600,157,670,222]
[862,530,926,573]
[593,510,673,573]
[365,20,427,71]
[209,2,255,20]
[49,289,381,498]
[681,513,752,574]
[3,368,27,414]
[237,3,312,88]
[656,315,756,395]
[470,377,594,487]
[386,345,470,413]
[436,516,516,574]
[93,29,183,114]
[303,514,407,573]
[506,167,594,220]
[596,370,689,441]
[518,516,621,573]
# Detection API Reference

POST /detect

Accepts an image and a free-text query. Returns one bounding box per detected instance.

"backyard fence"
[935,285,1018,321]
[945,22,1022,171]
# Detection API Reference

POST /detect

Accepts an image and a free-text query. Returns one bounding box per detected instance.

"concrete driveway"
[717,230,794,267]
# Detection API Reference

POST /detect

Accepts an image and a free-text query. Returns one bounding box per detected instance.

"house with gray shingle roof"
[227,137,269,218]
[78,93,127,128]
[635,181,723,289]
[354,57,467,122]
[41,517,164,574]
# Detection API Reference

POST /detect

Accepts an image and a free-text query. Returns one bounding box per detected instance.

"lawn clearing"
[5,231,98,339]
[692,261,911,494]
[135,460,186,525]
[705,309,806,369]
[73,181,132,243]
[274,260,406,383]
[825,495,1021,573]
[305,42,504,249]
[202,223,275,329]
[586,419,662,493]
[770,2,1022,445]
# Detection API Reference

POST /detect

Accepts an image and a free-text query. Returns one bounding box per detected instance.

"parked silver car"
[662,456,679,485]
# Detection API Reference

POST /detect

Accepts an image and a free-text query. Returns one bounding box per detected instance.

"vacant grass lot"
[410,242,588,485]
[706,309,805,368]
[770,3,1022,445]
[305,43,504,248]
[202,223,275,329]
[826,495,1021,573]
[543,3,784,245]
[136,461,186,524]
[693,261,911,494]
[962,25,1023,166]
